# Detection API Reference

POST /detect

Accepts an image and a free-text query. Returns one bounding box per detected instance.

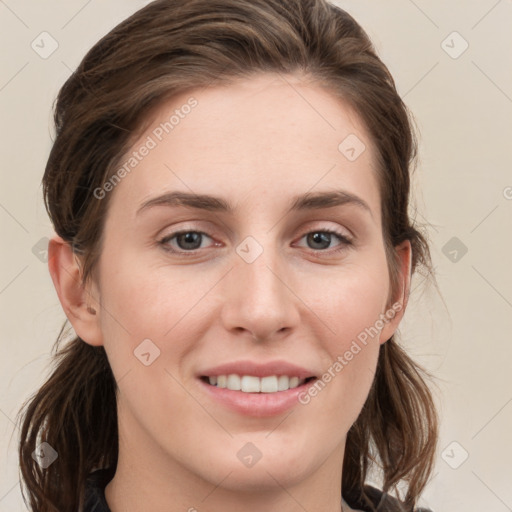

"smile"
[198,376,318,417]
[202,374,315,393]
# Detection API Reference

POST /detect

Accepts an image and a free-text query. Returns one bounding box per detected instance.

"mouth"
[196,360,320,416]
[198,374,318,417]
[200,374,317,393]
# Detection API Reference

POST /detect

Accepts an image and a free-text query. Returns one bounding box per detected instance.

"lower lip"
[198,378,317,417]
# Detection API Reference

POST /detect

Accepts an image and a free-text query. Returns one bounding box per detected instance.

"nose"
[220,244,301,342]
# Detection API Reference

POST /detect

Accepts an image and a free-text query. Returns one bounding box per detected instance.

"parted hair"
[17,1,438,510]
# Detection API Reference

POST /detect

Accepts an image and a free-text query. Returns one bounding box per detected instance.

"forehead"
[106,73,381,222]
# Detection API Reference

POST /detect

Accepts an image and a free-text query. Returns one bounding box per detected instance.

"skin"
[48,72,411,512]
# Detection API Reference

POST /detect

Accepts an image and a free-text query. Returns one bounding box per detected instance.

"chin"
[214,462,312,493]
[202,440,316,491]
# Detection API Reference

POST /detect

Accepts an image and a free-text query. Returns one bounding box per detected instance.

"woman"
[17,0,438,510]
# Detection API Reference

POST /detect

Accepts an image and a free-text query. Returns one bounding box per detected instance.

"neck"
[105,414,346,512]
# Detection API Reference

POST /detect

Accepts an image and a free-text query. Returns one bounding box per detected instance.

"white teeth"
[277,375,289,391]
[227,374,241,391]
[260,376,278,393]
[241,375,260,392]
[206,374,307,392]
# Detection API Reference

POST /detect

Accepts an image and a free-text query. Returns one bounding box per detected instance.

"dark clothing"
[84,468,114,512]
[84,468,433,512]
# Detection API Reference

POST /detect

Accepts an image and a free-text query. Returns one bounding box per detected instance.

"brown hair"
[17,0,438,510]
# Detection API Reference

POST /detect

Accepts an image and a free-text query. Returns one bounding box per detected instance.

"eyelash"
[158,228,353,257]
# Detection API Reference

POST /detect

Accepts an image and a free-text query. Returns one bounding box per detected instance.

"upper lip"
[199,360,317,380]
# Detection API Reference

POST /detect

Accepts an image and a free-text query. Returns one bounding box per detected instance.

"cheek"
[96,251,204,384]
[308,260,390,339]
[96,258,205,427]
[98,241,391,365]
[300,262,388,418]
[99,253,204,335]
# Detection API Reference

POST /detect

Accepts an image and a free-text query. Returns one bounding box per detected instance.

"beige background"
[1,1,511,510]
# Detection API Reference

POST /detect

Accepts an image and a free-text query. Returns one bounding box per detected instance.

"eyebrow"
[136,189,373,218]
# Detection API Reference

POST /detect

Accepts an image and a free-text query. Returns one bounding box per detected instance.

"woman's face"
[82,73,409,495]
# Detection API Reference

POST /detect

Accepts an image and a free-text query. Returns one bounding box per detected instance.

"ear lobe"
[47,235,104,347]
[378,239,412,345]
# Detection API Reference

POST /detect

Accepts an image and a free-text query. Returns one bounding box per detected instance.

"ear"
[47,235,104,347]
[378,239,412,345]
